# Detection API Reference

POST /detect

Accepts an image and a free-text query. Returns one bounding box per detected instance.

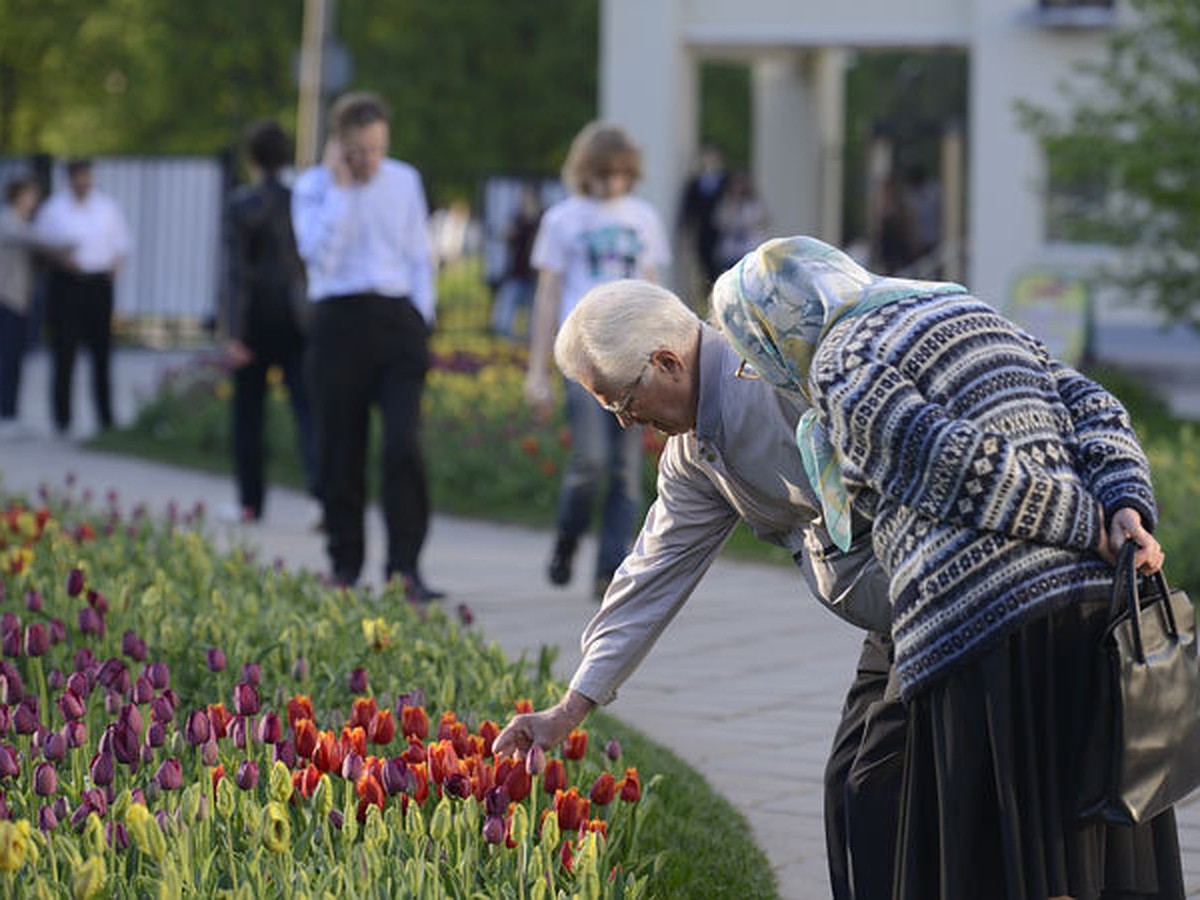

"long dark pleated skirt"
[894,584,1185,900]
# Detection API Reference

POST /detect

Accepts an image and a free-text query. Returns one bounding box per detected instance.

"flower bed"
[0,494,664,898]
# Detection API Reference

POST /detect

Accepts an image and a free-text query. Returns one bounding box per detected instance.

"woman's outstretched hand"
[493,690,595,760]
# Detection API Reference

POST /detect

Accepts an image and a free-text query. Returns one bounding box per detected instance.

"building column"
[813,48,848,245]
[752,52,818,238]
[600,0,695,285]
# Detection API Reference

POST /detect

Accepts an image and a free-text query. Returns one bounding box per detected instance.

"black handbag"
[1079,543,1200,826]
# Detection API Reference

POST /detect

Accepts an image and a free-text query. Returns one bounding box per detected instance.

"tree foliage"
[0,0,598,202]
[1020,0,1200,330]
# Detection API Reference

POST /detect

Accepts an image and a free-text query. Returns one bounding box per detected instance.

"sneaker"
[548,536,576,587]
[394,570,445,604]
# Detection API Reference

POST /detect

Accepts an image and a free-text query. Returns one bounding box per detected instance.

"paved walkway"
[0,349,1197,898]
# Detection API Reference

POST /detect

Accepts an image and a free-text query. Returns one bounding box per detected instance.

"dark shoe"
[397,571,445,604]
[548,536,576,587]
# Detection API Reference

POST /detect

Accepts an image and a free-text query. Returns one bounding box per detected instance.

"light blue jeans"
[556,379,643,579]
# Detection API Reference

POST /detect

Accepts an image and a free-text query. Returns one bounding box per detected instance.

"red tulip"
[563,728,588,761]
[350,697,377,730]
[313,731,343,775]
[589,772,616,806]
[207,704,233,739]
[618,767,641,803]
[478,721,499,758]
[436,711,457,742]
[543,759,566,795]
[294,720,319,759]
[286,695,315,730]
[340,726,366,759]
[293,764,320,799]
[513,699,533,715]
[355,773,385,822]
[554,788,590,832]
[368,709,396,746]
[400,706,428,741]
[410,763,429,804]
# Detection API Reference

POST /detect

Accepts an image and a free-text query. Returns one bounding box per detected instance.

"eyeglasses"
[734,360,760,380]
[600,363,649,418]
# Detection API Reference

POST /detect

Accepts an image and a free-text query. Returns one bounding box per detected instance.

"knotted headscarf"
[710,236,966,550]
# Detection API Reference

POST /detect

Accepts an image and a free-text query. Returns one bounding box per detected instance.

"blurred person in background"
[489,183,542,343]
[222,119,318,524]
[34,158,131,437]
[524,121,670,602]
[713,169,770,273]
[292,91,442,600]
[0,174,72,439]
[677,142,728,288]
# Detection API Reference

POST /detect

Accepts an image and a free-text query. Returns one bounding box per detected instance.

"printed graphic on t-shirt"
[581,224,644,280]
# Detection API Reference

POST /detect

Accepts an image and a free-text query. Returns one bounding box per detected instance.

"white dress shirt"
[34,189,131,275]
[291,158,436,323]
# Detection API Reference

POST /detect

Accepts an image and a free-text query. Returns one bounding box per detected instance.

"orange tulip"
[554,788,590,832]
[401,737,426,766]
[513,699,533,714]
[410,763,429,804]
[478,721,499,757]
[356,772,385,807]
[449,721,470,757]
[294,719,319,759]
[287,695,315,730]
[428,740,461,786]
[583,818,608,839]
[313,731,344,774]
[400,705,428,741]
[436,711,457,741]
[211,764,225,796]
[340,726,367,758]
[350,697,377,730]
[589,772,616,806]
[543,758,566,795]
[563,728,588,761]
[618,767,641,803]
[207,703,233,739]
[368,709,396,746]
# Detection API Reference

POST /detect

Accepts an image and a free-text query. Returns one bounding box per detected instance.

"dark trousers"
[307,294,430,585]
[232,346,318,517]
[46,271,114,432]
[0,303,28,419]
[824,631,907,900]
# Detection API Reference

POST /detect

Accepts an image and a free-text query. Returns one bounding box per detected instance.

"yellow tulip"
[0,819,31,872]
[72,855,106,900]
[269,760,293,804]
[262,802,291,853]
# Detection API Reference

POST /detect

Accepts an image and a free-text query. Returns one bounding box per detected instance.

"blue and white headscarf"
[711,236,966,551]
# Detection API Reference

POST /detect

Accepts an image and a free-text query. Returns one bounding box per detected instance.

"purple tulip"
[65,673,89,700]
[232,683,259,717]
[150,697,173,727]
[69,804,91,832]
[121,630,147,662]
[82,788,107,816]
[184,710,210,746]
[13,702,39,735]
[155,758,182,791]
[341,752,364,782]
[206,648,226,673]
[484,784,509,818]
[525,744,546,777]
[292,656,309,682]
[129,789,146,808]
[33,762,57,796]
[146,722,166,749]
[328,809,344,831]
[229,716,248,750]
[132,675,153,705]
[444,772,471,799]
[48,619,66,645]
[140,744,155,765]
[161,688,179,710]
[201,738,219,766]
[273,739,296,768]
[235,760,259,791]
[154,809,173,835]
[483,815,506,844]
[89,751,114,786]
[37,805,57,833]
[605,738,622,762]
[0,674,20,706]
[0,706,9,734]
[22,624,48,657]
[382,757,409,796]
[348,668,368,695]
[42,732,67,762]
[256,712,282,745]
[106,820,128,850]
[66,568,85,597]
[104,692,121,717]
[77,607,104,638]
[47,669,64,691]
[1,629,21,659]
[240,663,262,687]
[86,590,107,614]
[146,662,169,690]
[64,722,86,748]
[23,590,42,613]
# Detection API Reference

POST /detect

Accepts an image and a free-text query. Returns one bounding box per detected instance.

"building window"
[1023,0,1117,28]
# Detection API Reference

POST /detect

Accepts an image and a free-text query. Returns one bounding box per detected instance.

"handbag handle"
[1110,542,1179,664]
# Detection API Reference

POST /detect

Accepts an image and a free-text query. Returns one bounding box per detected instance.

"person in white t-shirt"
[34,159,131,436]
[524,122,670,601]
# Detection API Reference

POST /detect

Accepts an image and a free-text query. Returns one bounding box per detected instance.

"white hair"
[554,280,700,390]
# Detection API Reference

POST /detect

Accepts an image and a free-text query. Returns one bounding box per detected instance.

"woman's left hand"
[1104,507,1164,575]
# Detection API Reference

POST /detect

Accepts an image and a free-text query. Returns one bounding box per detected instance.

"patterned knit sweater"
[811,293,1157,700]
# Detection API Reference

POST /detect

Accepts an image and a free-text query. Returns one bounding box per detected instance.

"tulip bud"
[66,568,85,597]
[89,751,115,786]
[37,805,57,833]
[347,668,368,695]
[525,744,546,777]
[236,760,259,791]
[429,798,452,842]
[232,683,259,717]
[146,662,169,691]
[206,648,226,673]
[1,629,21,659]
[509,803,529,844]
[155,759,182,791]
[240,663,262,687]
[256,712,282,745]
[215,778,235,819]
[33,762,57,796]
[327,809,343,831]
[23,590,42,613]
[43,731,67,762]
[47,669,65,692]
[483,815,505,844]
[184,710,210,746]
[314,774,335,818]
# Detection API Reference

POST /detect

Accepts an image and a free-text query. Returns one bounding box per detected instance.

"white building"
[600,0,1121,329]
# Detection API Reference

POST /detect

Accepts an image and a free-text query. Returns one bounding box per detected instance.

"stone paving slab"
[1,348,1197,898]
